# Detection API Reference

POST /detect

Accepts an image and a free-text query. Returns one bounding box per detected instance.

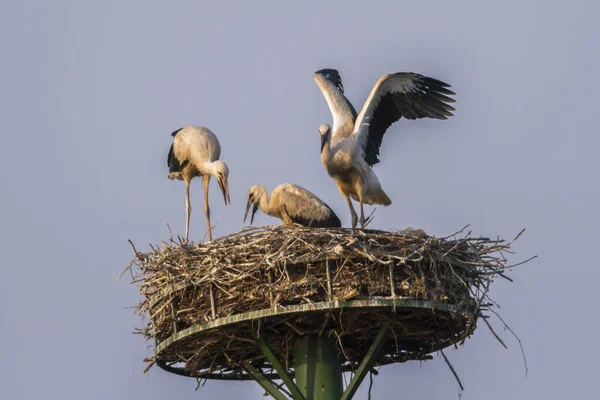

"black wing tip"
[171,127,184,137]
[417,77,457,108]
[422,76,452,88]
[439,88,456,96]
[330,213,342,228]
[314,68,344,92]
[314,68,340,76]
[419,76,456,96]
[363,149,381,167]
[320,202,342,228]
[167,144,176,170]
[167,142,189,172]
[319,210,342,228]
[437,109,455,119]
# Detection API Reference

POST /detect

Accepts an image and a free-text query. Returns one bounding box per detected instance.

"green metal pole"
[293,336,343,400]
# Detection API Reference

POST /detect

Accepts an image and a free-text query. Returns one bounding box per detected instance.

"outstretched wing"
[313,69,358,144]
[277,184,341,228]
[353,73,456,166]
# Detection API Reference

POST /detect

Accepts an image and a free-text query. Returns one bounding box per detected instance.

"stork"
[314,68,456,228]
[167,126,231,242]
[243,183,341,228]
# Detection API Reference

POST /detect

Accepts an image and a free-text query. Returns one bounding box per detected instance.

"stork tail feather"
[365,190,391,206]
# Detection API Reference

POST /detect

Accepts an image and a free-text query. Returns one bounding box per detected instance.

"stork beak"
[243,195,259,225]
[250,203,259,224]
[243,195,253,224]
[320,133,328,153]
[217,177,231,205]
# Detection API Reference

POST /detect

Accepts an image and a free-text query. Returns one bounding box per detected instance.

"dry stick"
[115,239,143,282]
[389,263,397,312]
[441,224,471,240]
[368,370,374,400]
[507,228,526,246]
[363,208,376,228]
[459,278,490,346]
[487,307,528,376]
[209,284,216,320]
[166,221,174,243]
[268,269,274,309]
[326,259,333,301]
[506,255,538,268]
[441,349,464,391]
[142,361,155,373]
[115,258,135,282]
[283,321,304,336]
[170,301,177,334]
[481,317,507,349]
[318,313,331,337]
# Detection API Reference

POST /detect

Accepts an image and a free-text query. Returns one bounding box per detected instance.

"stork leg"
[203,175,213,241]
[184,178,192,243]
[358,194,365,229]
[344,193,358,229]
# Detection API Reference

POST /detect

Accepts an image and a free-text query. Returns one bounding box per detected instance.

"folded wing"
[277,184,341,228]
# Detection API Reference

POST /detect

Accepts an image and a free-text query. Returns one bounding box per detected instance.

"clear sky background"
[1,1,598,399]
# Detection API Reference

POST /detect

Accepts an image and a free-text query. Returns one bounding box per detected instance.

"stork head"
[319,123,331,152]
[213,161,231,205]
[244,185,265,225]
[319,123,331,136]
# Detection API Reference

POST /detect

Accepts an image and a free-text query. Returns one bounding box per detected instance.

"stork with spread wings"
[314,69,456,228]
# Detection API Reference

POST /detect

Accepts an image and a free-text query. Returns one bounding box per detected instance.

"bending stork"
[167,126,231,242]
[244,183,341,228]
[314,68,456,228]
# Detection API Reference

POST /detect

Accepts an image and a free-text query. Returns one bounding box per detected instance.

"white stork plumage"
[243,183,341,228]
[313,68,456,228]
[167,126,231,242]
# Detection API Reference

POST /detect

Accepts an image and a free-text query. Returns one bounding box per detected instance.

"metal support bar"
[255,335,306,400]
[340,323,390,400]
[241,361,290,400]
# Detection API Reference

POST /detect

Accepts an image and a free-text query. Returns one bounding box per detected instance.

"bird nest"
[125,226,522,380]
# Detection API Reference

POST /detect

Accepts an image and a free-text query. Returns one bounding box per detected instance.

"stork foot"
[351,213,358,230]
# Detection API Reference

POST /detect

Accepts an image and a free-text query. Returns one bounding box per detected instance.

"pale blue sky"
[1,1,598,399]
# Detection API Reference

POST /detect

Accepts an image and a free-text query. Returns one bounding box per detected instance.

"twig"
[487,308,528,376]
[481,317,507,349]
[441,349,464,391]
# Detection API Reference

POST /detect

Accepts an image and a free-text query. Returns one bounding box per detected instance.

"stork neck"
[198,161,219,177]
[320,133,332,167]
[256,187,274,216]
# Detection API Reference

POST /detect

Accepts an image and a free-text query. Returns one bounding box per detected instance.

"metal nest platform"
[153,297,471,380]
[126,225,518,395]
